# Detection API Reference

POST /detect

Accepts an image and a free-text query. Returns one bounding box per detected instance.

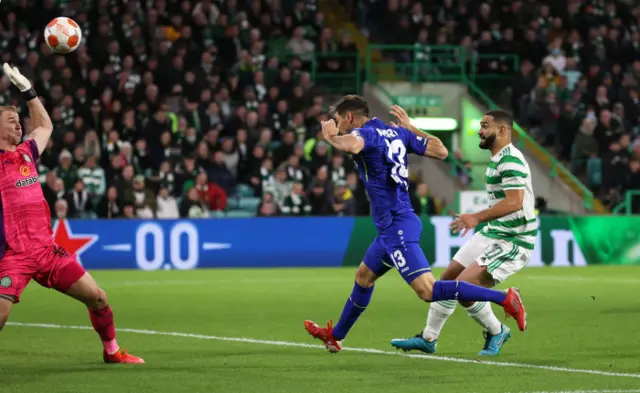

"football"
[44,17,82,53]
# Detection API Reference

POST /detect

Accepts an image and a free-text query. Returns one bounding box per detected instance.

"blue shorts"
[363,212,432,284]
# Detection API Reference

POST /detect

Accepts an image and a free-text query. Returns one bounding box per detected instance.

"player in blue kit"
[303,96,526,353]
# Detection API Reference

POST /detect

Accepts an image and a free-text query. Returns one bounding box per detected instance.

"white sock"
[466,302,502,335]
[422,300,457,341]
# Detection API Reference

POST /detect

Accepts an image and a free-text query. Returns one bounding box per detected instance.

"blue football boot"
[390,333,437,354]
[478,324,511,356]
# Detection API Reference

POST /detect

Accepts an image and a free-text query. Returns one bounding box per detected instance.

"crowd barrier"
[50,216,640,270]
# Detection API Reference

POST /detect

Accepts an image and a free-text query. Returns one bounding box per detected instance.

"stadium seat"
[237,197,261,212]
[226,197,240,210]
[235,184,255,198]
[209,210,226,218]
[225,210,256,218]
[586,158,602,188]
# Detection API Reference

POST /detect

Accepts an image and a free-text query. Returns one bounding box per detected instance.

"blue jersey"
[350,118,428,231]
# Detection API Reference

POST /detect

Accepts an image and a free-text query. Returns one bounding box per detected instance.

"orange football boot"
[501,287,527,331]
[304,320,343,353]
[103,349,145,364]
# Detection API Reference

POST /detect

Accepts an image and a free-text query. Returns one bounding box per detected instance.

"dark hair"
[330,95,370,118]
[484,109,513,129]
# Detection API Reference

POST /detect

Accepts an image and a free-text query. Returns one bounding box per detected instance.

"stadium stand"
[4,0,639,217]
[345,0,640,213]
[0,0,381,219]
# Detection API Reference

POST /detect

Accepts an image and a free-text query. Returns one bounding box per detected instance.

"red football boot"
[103,349,145,364]
[501,287,527,331]
[304,320,343,353]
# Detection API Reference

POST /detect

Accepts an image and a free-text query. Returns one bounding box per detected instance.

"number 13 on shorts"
[391,249,407,270]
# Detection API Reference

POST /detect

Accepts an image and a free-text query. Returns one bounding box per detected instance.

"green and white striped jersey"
[480,144,537,250]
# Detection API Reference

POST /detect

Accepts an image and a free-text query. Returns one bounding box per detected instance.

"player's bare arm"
[2,63,53,155]
[450,189,524,236]
[474,188,524,223]
[390,104,448,160]
[321,120,365,155]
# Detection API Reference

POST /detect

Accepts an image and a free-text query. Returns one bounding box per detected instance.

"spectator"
[195,173,228,212]
[346,171,369,216]
[180,187,207,218]
[125,175,156,219]
[330,180,356,216]
[55,199,68,219]
[265,165,292,208]
[55,149,77,192]
[42,171,61,216]
[307,166,331,215]
[281,182,312,216]
[66,179,93,219]
[412,182,437,216]
[97,186,122,219]
[77,155,106,200]
[156,185,180,219]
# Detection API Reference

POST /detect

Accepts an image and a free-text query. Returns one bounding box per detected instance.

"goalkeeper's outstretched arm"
[26,93,53,155]
[3,63,53,154]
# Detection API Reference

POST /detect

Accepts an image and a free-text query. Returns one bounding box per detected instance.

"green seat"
[227,197,240,210]
[586,157,602,187]
[209,210,226,218]
[238,197,261,212]
[235,184,255,198]
[226,210,255,218]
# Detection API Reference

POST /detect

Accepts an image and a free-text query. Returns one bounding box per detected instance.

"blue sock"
[432,281,506,304]
[332,282,374,340]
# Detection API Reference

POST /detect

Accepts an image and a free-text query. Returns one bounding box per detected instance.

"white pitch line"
[6,322,640,380]
[514,390,640,393]
[524,276,640,284]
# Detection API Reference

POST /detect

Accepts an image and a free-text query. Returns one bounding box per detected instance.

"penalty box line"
[7,322,640,380]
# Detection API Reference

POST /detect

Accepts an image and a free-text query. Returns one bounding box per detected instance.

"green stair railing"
[612,190,640,215]
[267,47,361,95]
[364,44,603,212]
[376,82,476,189]
[312,52,362,95]
[464,80,599,211]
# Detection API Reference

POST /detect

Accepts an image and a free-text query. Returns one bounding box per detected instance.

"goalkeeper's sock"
[422,300,457,341]
[332,282,374,340]
[88,305,119,355]
[466,301,502,335]
[432,281,507,304]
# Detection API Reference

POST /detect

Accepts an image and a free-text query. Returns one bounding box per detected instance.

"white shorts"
[452,232,531,284]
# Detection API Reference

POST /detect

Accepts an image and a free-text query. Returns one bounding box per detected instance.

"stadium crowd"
[350,0,640,211]
[7,0,639,217]
[1,0,443,219]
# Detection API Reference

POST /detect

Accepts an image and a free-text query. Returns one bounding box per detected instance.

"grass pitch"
[1,266,639,393]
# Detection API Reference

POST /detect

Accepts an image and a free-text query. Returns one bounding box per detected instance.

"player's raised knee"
[410,273,436,302]
[0,300,11,332]
[88,287,108,309]
[355,262,376,288]
[77,285,108,310]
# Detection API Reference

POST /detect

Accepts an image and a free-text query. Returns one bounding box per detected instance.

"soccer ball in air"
[44,17,82,53]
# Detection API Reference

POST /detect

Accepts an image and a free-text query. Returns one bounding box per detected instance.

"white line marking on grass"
[524,276,640,284]
[113,280,210,287]
[514,390,640,393]
[7,322,640,380]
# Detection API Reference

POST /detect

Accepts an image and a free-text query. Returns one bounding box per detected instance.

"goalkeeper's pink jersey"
[0,139,53,258]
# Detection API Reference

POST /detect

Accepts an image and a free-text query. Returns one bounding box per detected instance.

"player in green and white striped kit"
[391,109,536,356]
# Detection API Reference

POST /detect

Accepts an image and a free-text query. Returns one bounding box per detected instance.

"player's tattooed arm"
[389,105,447,160]
[474,189,524,223]
[321,120,365,155]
